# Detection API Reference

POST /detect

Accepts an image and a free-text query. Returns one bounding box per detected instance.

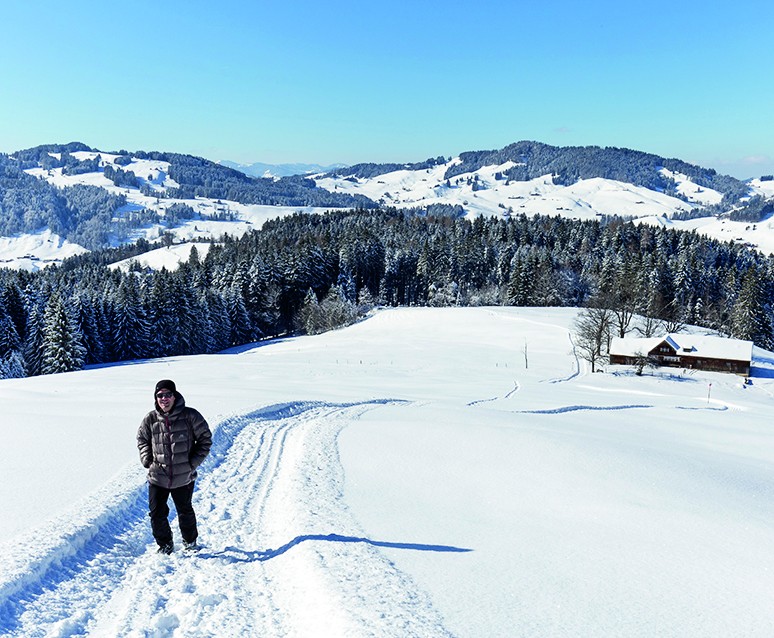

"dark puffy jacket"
[137,393,212,489]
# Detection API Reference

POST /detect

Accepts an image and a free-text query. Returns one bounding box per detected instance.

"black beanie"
[155,379,177,395]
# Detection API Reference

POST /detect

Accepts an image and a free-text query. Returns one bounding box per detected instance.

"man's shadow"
[197,533,472,562]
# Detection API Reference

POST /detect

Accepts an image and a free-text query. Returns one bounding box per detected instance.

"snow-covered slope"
[108,242,212,272]
[314,161,717,221]
[12,147,774,272]
[0,228,88,270]
[18,150,343,271]
[313,158,774,255]
[316,158,774,254]
[26,151,178,193]
[1,307,772,637]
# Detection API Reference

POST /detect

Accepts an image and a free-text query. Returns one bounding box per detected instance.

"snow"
[611,333,754,361]
[313,161,717,222]
[659,168,725,206]
[0,229,88,271]
[1,307,773,637]
[749,177,774,199]
[22,154,345,270]
[109,242,213,273]
[13,152,774,272]
[663,214,774,255]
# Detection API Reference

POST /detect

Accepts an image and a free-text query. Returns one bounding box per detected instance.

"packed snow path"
[0,401,463,637]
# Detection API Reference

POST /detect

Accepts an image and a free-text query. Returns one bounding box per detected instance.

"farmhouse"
[609,334,753,376]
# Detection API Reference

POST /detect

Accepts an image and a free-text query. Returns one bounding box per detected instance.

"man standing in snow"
[137,379,212,554]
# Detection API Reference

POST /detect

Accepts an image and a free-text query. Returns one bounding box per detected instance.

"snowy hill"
[313,153,774,254]
[1,307,772,637]
[5,141,774,271]
[0,228,88,270]
[316,164,709,220]
[11,150,345,271]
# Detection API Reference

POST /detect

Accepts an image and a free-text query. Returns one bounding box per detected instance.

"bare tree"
[573,307,613,373]
[661,299,686,334]
[634,315,663,338]
[662,316,686,334]
[592,286,639,339]
[611,303,638,338]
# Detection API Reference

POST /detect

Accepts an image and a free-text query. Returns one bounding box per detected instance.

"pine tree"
[0,299,22,358]
[72,293,104,364]
[146,273,177,357]
[205,290,232,351]
[113,277,149,361]
[298,288,322,334]
[23,301,46,376]
[40,295,86,375]
[170,274,201,355]
[226,287,253,346]
[1,350,26,379]
[730,268,773,348]
[0,299,25,379]
[506,252,536,306]
[1,281,28,342]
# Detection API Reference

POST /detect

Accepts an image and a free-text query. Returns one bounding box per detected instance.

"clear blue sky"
[1,0,772,179]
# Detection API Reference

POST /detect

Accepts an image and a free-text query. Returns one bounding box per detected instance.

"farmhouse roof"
[609,334,753,362]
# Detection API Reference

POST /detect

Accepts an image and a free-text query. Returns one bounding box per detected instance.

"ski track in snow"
[515,404,652,414]
[547,328,582,383]
[467,380,520,407]
[0,400,459,637]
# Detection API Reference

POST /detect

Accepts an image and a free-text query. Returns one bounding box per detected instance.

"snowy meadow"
[0,307,772,637]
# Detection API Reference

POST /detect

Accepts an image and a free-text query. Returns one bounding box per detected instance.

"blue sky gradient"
[1,0,772,178]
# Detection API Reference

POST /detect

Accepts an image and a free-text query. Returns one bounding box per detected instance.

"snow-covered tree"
[40,295,86,375]
[730,268,773,349]
[112,277,149,361]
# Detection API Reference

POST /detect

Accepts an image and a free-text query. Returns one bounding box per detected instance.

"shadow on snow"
[197,533,473,563]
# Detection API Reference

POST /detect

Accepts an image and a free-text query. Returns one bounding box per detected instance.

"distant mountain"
[219,160,348,178]
[315,140,774,226]
[0,143,376,256]
[320,141,749,202]
[3,139,774,271]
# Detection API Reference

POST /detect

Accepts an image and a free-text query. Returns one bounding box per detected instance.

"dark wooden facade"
[609,336,752,376]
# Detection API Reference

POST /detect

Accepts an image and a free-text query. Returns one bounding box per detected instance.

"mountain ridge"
[219,159,347,178]
[319,140,747,197]
[2,140,774,270]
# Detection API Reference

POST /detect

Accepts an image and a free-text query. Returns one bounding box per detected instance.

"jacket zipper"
[164,414,173,488]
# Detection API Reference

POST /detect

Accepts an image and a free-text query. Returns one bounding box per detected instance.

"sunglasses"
[156,392,174,400]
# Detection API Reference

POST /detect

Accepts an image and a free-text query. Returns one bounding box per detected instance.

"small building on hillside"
[609,334,753,376]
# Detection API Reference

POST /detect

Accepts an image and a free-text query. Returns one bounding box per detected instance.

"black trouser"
[148,481,198,547]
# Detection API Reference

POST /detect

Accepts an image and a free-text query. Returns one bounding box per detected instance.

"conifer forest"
[0,207,772,379]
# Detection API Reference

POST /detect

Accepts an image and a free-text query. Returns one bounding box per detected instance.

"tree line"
[1,208,773,379]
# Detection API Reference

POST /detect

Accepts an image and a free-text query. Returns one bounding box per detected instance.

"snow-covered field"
[0,229,88,270]
[1,307,772,637]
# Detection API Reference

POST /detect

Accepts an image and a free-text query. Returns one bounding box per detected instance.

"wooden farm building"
[609,334,753,376]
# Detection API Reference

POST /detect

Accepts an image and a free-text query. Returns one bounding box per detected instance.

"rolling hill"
[2,141,774,271]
